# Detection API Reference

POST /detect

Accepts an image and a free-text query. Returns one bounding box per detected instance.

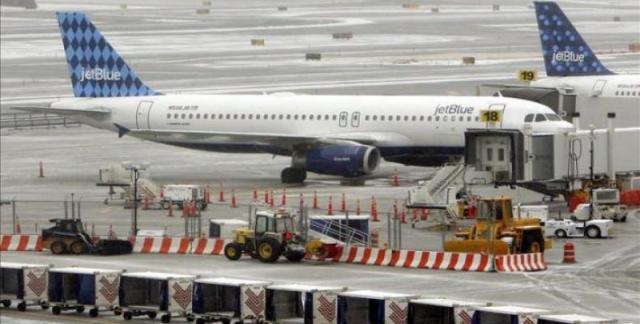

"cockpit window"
[524,114,534,122]
[545,114,562,121]
[535,114,547,122]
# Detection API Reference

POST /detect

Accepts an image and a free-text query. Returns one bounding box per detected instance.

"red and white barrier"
[0,234,42,251]
[131,236,191,254]
[191,238,229,255]
[495,253,547,272]
[307,245,544,272]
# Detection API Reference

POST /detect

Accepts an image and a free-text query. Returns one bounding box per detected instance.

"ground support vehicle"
[224,209,307,263]
[444,196,552,254]
[41,219,132,255]
[160,184,207,210]
[0,262,50,311]
[545,219,612,238]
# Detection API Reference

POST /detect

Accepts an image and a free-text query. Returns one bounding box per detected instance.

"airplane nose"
[561,121,576,131]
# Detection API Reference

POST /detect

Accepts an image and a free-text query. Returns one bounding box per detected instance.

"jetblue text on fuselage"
[433,104,474,116]
[552,50,585,64]
[79,68,121,82]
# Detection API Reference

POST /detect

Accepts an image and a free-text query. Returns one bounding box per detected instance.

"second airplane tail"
[56,12,159,97]
[533,1,613,77]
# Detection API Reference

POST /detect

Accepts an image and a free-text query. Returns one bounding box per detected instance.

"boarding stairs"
[308,219,369,246]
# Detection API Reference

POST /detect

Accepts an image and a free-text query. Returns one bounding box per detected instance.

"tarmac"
[1,0,639,322]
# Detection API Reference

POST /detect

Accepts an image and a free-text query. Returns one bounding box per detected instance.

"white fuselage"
[54,94,573,165]
[532,74,640,129]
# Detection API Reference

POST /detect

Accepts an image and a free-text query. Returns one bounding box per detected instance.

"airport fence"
[0,112,80,130]
[0,196,453,251]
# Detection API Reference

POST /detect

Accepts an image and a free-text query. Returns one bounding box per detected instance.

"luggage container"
[538,314,618,324]
[0,262,50,311]
[266,283,347,323]
[193,277,270,324]
[120,271,196,323]
[408,298,488,324]
[338,290,416,324]
[48,267,123,317]
[472,305,551,324]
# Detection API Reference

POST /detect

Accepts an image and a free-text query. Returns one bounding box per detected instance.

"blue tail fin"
[56,12,158,97]
[533,1,613,76]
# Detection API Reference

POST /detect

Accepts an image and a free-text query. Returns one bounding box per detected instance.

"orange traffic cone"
[231,190,238,208]
[269,190,275,208]
[356,199,361,215]
[327,196,333,215]
[371,196,379,222]
[563,242,576,263]
[218,182,225,202]
[281,188,287,206]
[252,186,258,202]
[421,208,428,221]
[264,189,269,204]
[38,161,44,178]
[313,191,319,209]
[392,170,399,187]
[340,193,347,212]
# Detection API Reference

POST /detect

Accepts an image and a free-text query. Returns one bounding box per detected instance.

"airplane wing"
[125,127,408,149]
[12,105,111,116]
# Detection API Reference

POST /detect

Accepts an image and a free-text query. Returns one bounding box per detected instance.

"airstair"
[308,219,369,246]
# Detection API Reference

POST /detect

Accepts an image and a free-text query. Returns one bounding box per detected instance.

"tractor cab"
[225,209,306,263]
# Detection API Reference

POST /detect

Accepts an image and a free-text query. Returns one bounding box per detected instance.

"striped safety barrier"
[191,238,229,255]
[495,253,547,272]
[307,245,545,272]
[0,234,42,251]
[131,236,192,254]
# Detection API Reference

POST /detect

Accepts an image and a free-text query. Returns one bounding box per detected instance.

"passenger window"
[196,114,200,119]
[467,116,472,122]
[365,115,370,121]
[219,114,224,119]
[411,116,416,121]
[419,116,424,121]
[535,114,547,122]
[615,91,619,95]
[234,114,238,119]
[404,116,409,121]
[373,115,378,121]
[309,115,314,120]
[189,114,193,119]
[302,114,306,120]
[332,115,337,120]
[325,115,330,120]
[475,116,480,122]
[181,114,186,119]
[524,114,534,122]
[248,114,253,120]
[241,114,245,119]
[317,114,322,120]
[166,113,171,119]
[256,114,260,120]
[459,116,464,122]
[174,113,179,119]
[428,116,432,122]
[225,114,230,119]
[286,114,291,120]
[203,114,208,119]
[443,116,448,122]
[435,116,440,121]
[380,116,385,121]
[294,114,298,120]
[396,116,401,121]
[265,114,269,119]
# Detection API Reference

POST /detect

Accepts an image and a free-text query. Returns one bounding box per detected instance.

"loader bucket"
[444,239,509,255]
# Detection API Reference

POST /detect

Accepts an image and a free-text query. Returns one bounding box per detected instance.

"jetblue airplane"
[19,12,572,184]
[530,1,640,128]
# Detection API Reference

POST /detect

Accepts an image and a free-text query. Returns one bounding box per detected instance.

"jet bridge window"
[524,114,534,122]
[535,114,547,122]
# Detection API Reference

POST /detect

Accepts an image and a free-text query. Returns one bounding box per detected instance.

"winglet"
[114,123,130,138]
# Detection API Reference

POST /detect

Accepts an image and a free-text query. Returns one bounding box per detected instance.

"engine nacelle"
[293,145,381,177]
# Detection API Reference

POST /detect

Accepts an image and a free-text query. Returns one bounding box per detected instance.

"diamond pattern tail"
[56,12,159,97]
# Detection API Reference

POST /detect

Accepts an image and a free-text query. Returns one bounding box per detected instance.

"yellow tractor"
[224,209,307,263]
[444,196,552,255]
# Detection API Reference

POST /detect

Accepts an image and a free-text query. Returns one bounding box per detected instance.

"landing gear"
[281,167,306,184]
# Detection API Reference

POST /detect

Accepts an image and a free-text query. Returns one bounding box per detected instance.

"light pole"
[123,162,149,236]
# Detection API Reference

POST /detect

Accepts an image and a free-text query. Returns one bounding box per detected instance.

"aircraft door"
[136,101,153,130]
[476,136,511,182]
[351,111,360,127]
[480,104,506,128]
[592,79,607,97]
[339,111,348,128]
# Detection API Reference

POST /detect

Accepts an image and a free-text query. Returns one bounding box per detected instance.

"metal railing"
[309,218,369,246]
[0,112,80,129]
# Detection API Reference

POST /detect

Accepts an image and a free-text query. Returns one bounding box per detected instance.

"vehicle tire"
[52,306,62,315]
[76,305,85,313]
[148,311,157,319]
[585,225,601,238]
[257,237,282,263]
[162,201,170,209]
[113,307,122,316]
[521,231,544,253]
[554,229,567,239]
[621,215,627,222]
[17,302,26,312]
[284,250,306,262]
[41,301,49,310]
[222,319,231,324]
[89,308,99,318]
[1,300,10,307]
[161,314,171,323]
[70,240,88,255]
[50,240,67,255]
[186,314,195,322]
[196,318,205,324]
[123,311,133,320]
[224,242,242,261]
[201,203,208,211]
